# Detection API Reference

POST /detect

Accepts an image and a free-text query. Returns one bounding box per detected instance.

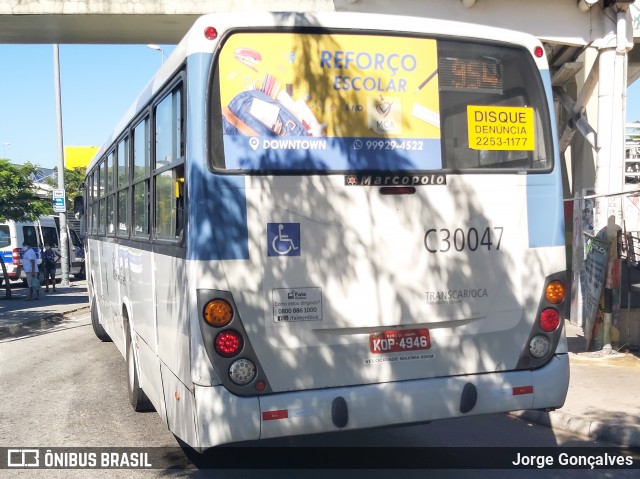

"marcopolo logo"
[345,174,446,187]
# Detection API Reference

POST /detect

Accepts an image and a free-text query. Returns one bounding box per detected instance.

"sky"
[2,43,640,169]
[0,44,175,169]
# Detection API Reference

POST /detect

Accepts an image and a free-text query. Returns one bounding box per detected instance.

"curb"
[510,410,640,447]
[0,305,90,340]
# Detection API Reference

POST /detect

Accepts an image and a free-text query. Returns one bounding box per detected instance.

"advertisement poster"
[218,32,442,171]
[581,233,609,349]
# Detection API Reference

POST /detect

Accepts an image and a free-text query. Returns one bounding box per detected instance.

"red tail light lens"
[214,330,243,358]
[12,248,21,265]
[539,308,560,332]
[204,26,218,40]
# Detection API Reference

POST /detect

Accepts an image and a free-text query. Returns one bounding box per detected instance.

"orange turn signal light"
[204,299,233,327]
[545,281,565,304]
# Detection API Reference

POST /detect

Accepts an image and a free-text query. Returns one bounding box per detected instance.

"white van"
[0,216,85,286]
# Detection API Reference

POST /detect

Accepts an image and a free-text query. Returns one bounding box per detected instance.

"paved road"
[1,313,638,479]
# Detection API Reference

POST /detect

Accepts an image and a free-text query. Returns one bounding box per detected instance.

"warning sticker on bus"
[467,106,534,151]
[273,287,322,323]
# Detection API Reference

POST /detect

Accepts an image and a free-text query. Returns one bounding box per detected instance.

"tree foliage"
[0,159,50,222]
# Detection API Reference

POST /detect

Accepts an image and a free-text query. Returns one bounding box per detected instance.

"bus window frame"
[151,76,186,247]
[86,68,187,251]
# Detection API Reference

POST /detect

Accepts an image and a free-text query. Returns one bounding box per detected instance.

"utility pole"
[54,44,70,287]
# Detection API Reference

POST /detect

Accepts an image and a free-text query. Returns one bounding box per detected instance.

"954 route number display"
[369,329,431,354]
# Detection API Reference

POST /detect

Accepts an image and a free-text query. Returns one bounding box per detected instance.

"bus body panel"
[193,352,568,448]
[156,252,191,386]
[195,173,565,392]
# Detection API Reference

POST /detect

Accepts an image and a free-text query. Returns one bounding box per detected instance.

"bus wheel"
[126,331,154,412]
[91,297,111,342]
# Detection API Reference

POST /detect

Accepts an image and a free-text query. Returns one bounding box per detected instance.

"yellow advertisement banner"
[218,32,441,139]
[467,106,534,151]
[65,146,99,169]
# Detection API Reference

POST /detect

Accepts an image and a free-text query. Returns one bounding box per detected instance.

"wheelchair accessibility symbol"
[267,223,300,257]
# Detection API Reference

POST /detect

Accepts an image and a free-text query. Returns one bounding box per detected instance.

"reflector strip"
[512,386,534,395]
[262,410,289,421]
[380,186,416,195]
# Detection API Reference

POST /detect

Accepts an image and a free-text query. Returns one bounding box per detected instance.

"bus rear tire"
[126,331,154,412]
[91,297,111,342]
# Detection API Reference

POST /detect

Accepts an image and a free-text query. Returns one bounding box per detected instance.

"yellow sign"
[65,146,99,169]
[467,106,534,151]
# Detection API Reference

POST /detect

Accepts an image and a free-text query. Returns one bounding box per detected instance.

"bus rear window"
[210,32,552,173]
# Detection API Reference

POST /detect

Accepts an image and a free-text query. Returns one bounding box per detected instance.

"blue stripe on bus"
[526,173,565,248]
[525,69,565,249]
[188,174,250,261]
[187,53,250,261]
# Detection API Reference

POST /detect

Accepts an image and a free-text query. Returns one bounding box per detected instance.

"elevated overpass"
[0,0,632,45]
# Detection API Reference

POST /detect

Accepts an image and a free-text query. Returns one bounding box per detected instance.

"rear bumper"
[194,353,569,448]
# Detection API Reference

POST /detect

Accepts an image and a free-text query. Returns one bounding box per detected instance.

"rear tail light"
[204,299,233,327]
[229,359,256,385]
[539,308,560,332]
[12,248,21,265]
[545,281,565,304]
[214,330,243,358]
[529,335,551,358]
[204,26,218,40]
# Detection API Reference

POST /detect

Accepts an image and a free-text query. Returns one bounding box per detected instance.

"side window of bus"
[98,159,107,235]
[155,165,185,240]
[153,83,185,241]
[90,170,98,235]
[117,136,130,237]
[42,227,59,248]
[106,151,116,235]
[133,116,151,237]
[22,226,39,247]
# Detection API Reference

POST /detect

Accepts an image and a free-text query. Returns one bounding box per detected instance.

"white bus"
[84,12,569,449]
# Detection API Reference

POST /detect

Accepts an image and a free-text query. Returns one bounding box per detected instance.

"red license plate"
[369,329,431,354]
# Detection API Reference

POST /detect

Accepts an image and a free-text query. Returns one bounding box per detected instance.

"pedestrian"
[21,241,39,301]
[42,243,61,293]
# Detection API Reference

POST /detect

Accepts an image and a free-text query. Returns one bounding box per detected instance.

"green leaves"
[0,160,51,222]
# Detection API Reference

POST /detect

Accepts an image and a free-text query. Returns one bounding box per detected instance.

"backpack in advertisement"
[222,90,309,137]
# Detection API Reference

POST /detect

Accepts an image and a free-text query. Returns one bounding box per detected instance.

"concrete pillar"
[593,8,630,351]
